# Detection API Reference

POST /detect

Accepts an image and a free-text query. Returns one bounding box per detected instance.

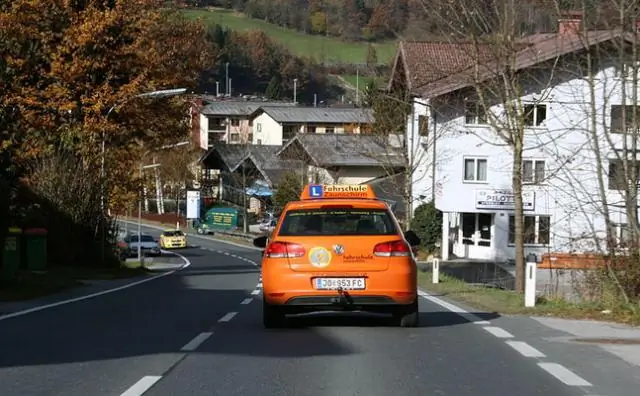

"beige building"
[196,100,296,149]
[250,106,375,146]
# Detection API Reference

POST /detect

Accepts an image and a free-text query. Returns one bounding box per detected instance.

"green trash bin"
[24,228,48,271]
[2,227,22,277]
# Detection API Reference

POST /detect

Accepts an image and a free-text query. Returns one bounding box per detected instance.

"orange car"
[253,184,422,328]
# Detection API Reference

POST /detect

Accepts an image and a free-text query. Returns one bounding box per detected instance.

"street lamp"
[137,140,190,264]
[293,78,298,104]
[100,88,187,263]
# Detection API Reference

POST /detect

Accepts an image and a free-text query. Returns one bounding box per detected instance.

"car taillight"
[264,242,306,258]
[373,240,411,257]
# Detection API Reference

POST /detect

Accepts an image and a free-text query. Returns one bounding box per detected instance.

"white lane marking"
[218,312,238,322]
[418,290,488,324]
[180,332,213,352]
[537,363,592,387]
[240,298,253,305]
[119,220,262,251]
[505,341,546,358]
[251,289,261,295]
[120,376,163,396]
[223,252,230,256]
[256,282,263,288]
[483,326,514,338]
[0,251,191,322]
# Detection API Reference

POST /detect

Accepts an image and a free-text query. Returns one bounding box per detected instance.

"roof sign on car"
[299,184,377,200]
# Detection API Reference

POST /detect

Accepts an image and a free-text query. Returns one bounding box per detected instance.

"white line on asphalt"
[180,332,213,352]
[119,220,262,251]
[218,312,238,322]
[417,290,488,324]
[0,251,191,322]
[505,341,546,358]
[537,363,592,387]
[256,282,263,288]
[251,289,261,295]
[483,326,514,338]
[120,376,163,396]
[223,252,230,256]
[240,298,253,305]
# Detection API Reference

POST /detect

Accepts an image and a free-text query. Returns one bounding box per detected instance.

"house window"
[230,133,240,143]
[610,105,640,134]
[523,159,545,184]
[247,133,253,143]
[509,215,551,245]
[523,104,547,127]
[325,127,335,134]
[230,118,240,126]
[256,123,262,132]
[463,157,488,182]
[608,159,640,190]
[465,102,487,125]
[257,139,262,145]
[308,125,316,133]
[418,115,429,136]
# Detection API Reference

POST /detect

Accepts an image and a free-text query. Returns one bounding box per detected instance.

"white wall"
[252,113,283,145]
[410,57,640,259]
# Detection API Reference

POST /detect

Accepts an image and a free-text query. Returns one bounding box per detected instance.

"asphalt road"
[0,223,598,396]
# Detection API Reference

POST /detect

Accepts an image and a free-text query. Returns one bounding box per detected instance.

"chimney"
[558,11,582,35]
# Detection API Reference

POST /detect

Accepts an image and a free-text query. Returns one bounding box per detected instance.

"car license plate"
[314,278,365,290]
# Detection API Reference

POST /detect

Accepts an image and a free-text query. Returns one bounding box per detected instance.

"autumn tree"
[0,1,210,266]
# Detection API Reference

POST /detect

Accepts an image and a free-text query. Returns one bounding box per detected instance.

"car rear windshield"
[278,208,398,236]
[164,231,184,237]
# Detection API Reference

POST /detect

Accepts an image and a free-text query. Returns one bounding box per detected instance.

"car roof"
[284,198,389,211]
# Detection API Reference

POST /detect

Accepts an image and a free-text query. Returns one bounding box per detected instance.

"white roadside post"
[432,258,440,284]
[524,253,537,307]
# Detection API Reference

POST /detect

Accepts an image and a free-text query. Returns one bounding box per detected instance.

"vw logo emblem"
[333,244,345,255]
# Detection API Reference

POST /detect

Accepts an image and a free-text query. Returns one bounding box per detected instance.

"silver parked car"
[125,234,161,257]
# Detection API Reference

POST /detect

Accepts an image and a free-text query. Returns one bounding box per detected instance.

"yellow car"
[159,229,187,249]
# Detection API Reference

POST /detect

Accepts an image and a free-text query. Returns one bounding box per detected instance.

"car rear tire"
[394,300,419,328]
[263,299,286,328]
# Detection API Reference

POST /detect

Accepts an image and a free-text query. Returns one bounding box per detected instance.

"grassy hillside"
[183,8,397,65]
[341,75,387,91]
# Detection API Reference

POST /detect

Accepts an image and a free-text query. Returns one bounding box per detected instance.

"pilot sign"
[475,189,535,211]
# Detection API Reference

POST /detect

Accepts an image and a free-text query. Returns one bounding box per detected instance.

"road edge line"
[119,219,263,251]
[0,251,191,322]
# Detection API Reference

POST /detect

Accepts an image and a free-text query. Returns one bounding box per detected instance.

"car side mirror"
[404,230,421,247]
[253,235,268,248]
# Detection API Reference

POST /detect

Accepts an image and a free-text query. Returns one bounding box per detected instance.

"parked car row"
[114,227,188,260]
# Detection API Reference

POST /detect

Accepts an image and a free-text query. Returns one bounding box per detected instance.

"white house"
[390,13,640,262]
[194,99,296,149]
[250,106,375,146]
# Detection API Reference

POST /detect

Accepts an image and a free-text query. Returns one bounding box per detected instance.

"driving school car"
[159,229,187,249]
[253,183,423,328]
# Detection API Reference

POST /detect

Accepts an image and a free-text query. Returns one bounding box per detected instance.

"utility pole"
[225,62,230,95]
[293,78,298,104]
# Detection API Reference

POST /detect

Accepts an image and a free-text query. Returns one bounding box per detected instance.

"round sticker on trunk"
[308,246,332,268]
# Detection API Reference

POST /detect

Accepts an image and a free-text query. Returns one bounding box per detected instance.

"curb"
[118,219,263,252]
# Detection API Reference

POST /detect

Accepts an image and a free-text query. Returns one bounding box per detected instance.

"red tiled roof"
[395,30,634,99]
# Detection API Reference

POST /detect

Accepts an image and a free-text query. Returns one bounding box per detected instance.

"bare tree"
[409,0,571,292]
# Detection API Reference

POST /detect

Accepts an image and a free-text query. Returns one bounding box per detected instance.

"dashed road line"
[180,332,213,352]
[241,298,253,305]
[537,363,592,387]
[120,376,163,396]
[483,326,514,339]
[218,312,238,322]
[251,289,261,295]
[505,341,546,358]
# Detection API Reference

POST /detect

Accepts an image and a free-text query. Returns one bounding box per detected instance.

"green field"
[183,8,397,64]
[341,74,387,90]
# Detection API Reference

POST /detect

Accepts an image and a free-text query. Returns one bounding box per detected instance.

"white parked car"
[125,234,161,257]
